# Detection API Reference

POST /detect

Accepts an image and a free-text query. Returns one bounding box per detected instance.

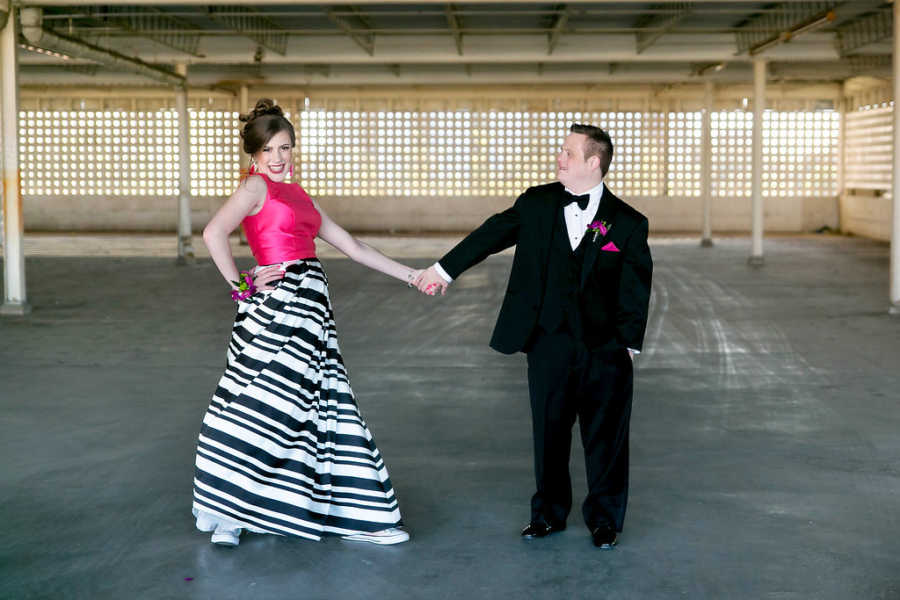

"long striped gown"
[192,259,402,540]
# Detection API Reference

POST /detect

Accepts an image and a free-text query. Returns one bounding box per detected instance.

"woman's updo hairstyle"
[239,99,296,155]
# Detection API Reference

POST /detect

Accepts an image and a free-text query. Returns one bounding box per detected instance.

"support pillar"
[749,58,766,267]
[1,4,30,316]
[837,94,846,233]
[237,84,249,246]
[239,84,250,178]
[175,63,193,264]
[701,80,714,248]
[662,101,671,197]
[890,0,900,314]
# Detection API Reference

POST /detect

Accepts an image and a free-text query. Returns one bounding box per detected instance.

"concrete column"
[749,58,766,267]
[837,94,846,223]
[891,0,900,314]
[175,63,193,264]
[239,85,250,176]
[237,84,249,245]
[1,5,30,316]
[662,102,671,197]
[701,80,714,247]
[294,97,302,182]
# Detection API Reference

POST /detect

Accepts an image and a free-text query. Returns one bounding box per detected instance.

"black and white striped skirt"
[192,259,402,540]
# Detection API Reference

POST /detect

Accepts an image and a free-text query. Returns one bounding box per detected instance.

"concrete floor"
[2,235,899,599]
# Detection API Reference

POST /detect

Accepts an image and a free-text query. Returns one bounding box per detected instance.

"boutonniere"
[587,220,612,243]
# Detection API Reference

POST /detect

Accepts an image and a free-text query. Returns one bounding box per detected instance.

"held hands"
[406,268,442,296]
[414,265,449,296]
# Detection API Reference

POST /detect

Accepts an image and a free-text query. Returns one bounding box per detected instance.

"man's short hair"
[570,123,613,176]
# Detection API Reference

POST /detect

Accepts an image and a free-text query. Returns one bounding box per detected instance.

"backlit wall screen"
[20,108,838,199]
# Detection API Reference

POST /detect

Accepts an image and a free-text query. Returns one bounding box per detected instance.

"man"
[416,124,652,548]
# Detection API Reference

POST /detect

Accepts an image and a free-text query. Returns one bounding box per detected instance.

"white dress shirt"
[562,182,604,251]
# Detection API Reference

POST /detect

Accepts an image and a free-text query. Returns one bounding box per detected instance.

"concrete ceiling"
[14,1,894,88]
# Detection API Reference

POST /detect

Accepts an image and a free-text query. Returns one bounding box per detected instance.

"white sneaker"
[342,528,409,545]
[211,526,241,547]
[195,512,217,533]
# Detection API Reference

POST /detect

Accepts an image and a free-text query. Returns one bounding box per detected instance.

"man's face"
[556,132,598,190]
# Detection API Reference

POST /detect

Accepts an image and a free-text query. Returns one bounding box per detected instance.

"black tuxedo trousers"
[527,329,633,532]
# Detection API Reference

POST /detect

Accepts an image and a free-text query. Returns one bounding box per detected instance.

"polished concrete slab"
[2,235,899,599]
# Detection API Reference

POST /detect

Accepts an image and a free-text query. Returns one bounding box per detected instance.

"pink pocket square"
[601,241,620,252]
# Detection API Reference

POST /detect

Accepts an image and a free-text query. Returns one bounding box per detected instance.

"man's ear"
[587,155,601,171]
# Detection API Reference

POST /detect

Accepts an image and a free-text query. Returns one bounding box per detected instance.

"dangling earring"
[248,159,257,175]
[289,164,294,178]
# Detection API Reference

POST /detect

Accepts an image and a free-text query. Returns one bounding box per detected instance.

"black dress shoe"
[521,521,565,538]
[591,525,618,549]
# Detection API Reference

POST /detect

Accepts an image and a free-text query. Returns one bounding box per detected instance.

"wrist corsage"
[230,270,257,301]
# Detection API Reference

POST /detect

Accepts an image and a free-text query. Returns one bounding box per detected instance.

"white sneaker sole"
[211,531,240,547]
[342,529,409,545]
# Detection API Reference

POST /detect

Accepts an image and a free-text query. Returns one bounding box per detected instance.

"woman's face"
[253,129,293,182]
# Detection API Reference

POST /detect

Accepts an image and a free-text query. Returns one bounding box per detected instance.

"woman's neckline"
[255,171,292,185]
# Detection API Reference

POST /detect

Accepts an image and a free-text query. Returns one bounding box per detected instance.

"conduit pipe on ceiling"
[19,7,185,87]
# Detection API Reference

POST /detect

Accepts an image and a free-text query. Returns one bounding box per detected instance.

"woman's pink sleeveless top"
[241,174,321,265]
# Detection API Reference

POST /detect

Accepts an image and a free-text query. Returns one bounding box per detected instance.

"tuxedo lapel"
[580,186,620,288]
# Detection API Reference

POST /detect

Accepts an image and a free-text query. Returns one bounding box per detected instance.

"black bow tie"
[564,193,590,211]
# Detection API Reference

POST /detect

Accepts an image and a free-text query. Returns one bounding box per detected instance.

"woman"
[193,99,423,547]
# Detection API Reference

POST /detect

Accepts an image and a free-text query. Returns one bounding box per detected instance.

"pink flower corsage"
[230,270,257,302]
[587,220,611,242]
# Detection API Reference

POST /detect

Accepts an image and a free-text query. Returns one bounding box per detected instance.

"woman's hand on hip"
[254,265,286,291]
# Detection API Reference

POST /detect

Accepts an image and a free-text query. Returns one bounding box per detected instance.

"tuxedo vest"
[537,204,598,337]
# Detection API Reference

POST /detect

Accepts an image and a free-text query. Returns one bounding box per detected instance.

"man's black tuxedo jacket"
[439,182,653,355]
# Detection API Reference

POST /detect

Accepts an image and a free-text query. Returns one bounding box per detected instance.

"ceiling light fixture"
[694,62,726,77]
[19,43,71,60]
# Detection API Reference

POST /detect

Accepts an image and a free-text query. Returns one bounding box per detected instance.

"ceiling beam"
[347,5,375,30]
[63,63,99,75]
[19,33,843,66]
[23,63,100,76]
[36,7,859,21]
[837,7,891,57]
[326,7,375,56]
[42,26,839,37]
[76,6,202,57]
[22,0,823,5]
[844,54,891,76]
[634,2,693,54]
[207,6,287,56]
[19,7,185,87]
[17,62,857,88]
[547,4,569,55]
[446,3,463,56]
